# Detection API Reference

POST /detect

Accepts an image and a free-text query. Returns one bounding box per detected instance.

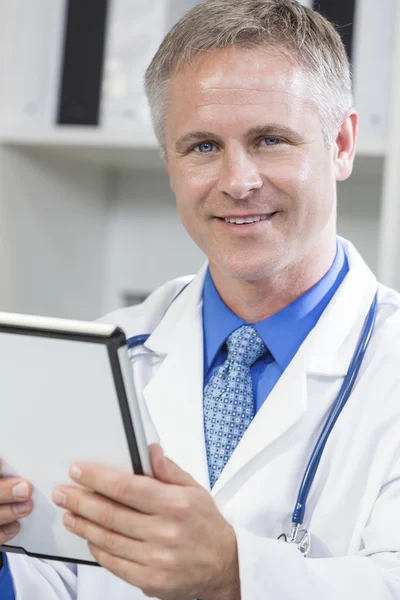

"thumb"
[149,443,200,487]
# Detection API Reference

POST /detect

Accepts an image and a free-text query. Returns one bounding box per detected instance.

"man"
[1,0,400,598]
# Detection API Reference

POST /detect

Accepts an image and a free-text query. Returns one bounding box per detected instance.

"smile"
[222,213,278,225]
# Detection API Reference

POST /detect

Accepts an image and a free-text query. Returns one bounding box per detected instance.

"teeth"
[225,215,269,224]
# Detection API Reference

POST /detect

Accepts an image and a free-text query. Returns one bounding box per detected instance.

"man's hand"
[52,445,240,600]
[0,458,33,546]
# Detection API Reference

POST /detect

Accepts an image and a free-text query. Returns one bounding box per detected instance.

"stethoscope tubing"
[127,334,151,349]
[292,291,378,525]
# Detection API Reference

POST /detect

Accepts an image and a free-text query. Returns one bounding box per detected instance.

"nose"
[217,149,263,200]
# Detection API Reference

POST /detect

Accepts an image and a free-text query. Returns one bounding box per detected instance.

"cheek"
[271,155,333,214]
[272,157,314,194]
[173,181,206,247]
[172,164,215,224]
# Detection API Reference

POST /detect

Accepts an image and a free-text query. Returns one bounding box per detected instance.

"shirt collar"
[202,239,347,373]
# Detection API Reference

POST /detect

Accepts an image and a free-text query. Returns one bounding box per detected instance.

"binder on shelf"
[57,0,110,126]
[99,0,167,130]
[313,0,356,63]
[0,0,66,129]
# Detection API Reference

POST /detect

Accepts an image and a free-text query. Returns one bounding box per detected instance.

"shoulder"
[362,283,400,415]
[96,274,195,339]
[376,282,400,340]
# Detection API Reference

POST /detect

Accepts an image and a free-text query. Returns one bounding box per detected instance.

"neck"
[209,237,338,323]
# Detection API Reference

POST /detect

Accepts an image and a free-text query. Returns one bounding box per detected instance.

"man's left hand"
[52,444,240,600]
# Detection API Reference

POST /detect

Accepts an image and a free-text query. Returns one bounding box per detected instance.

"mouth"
[219,212,278,225]
[214,212,280,230]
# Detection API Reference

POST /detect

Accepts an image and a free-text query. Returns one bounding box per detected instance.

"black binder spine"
[313,0,356,63]
[57,0,110,125]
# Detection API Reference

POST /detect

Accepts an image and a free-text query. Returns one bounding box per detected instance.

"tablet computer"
[0,311,152,566]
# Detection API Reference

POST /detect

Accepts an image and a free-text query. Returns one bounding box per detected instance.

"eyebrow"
[174,125,304,152]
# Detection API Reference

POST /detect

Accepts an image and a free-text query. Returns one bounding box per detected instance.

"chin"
[212,254,278,282]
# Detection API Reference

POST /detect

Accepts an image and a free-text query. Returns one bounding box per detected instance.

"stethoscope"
[126,285,379,559]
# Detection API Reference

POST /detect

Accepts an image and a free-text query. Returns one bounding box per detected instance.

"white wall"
[102,169,205,315]
[0,147,110,320]
[337,176,382,273]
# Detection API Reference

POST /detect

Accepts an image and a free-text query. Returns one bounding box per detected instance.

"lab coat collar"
[304,237,377,376]
[144,238,377,376]
[144,261,208,357]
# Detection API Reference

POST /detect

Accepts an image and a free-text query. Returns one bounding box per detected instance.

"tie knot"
[226,325,267,368]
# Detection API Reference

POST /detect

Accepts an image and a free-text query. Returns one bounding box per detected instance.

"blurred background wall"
[0,0,399,319]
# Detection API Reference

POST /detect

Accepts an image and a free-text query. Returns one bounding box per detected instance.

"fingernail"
[70,465,82,480]
[12,482,29,499]
[13,501,32,515]
[52,490,67,506]
[63,513,75,529]
[4,522,19,536]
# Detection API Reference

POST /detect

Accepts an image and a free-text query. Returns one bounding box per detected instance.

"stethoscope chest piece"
[278,525,311,557]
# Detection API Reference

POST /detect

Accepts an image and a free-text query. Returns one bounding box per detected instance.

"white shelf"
[0,125,158,147]
[0,126,385,174]
[0,126,163,170]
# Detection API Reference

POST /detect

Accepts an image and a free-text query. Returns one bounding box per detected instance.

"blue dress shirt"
[0,240,348,598]
[202,239,348,412]
[0,553,14,597]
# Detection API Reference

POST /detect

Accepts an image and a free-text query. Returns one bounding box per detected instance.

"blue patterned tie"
[204,325,267,489]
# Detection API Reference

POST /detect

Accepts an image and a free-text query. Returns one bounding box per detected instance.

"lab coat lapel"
[305,237,377,376]
[142,264,210,489]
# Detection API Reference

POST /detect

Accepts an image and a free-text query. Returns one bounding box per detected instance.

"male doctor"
[1,0,400,598]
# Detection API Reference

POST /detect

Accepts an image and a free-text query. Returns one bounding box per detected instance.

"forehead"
[166,46,317,135]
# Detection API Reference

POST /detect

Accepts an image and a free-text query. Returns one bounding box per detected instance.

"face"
[164,46,356,284]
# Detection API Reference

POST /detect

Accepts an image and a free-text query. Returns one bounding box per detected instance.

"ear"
[333,109,358,182]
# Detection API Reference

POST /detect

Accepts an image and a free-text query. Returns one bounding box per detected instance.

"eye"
[260,137,281,146]
[192,142,216,153]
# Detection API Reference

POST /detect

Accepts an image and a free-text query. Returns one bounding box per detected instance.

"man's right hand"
[0,459,33,545]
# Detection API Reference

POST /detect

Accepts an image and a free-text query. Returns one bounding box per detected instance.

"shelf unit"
[0,0,399,320]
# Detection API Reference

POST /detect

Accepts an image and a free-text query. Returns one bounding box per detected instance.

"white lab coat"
[7,238,400,599]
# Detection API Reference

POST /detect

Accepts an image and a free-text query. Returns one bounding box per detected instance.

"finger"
[52,486,152,539]
[150,444,200,488]
[61,512,147,564]
[66,464,171,513]
[0,522,21,545]
[0,478,33,504]
[88,544,154,594]
[150,445,170,483]
[0,500,33,526]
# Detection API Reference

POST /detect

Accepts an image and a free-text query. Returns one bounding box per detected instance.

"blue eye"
[193,142,216,153]
[261,137,281,146]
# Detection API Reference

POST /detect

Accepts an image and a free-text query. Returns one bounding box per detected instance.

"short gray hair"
[144,0,353,158]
